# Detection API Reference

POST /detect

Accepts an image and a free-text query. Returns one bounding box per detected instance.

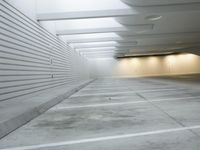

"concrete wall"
[89,53,200,78]
[0,0,90,101]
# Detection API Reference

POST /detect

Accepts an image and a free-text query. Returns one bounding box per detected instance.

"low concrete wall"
[0,80,94,139]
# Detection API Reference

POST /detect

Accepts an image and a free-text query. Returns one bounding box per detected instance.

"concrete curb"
[0,80,94,139]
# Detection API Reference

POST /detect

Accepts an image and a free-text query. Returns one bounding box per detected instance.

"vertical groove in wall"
[0,0,89,102]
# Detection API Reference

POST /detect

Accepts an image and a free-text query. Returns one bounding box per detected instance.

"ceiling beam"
[73,43,137,49]
[122,0,200,7]
[76,47,117,51]
[80,50,125,55]
[118,43,200,51]
[56,24,153,35]
[84,52,116,56]
[37,9,134,21]
[66,37,123,43]
[83,51,115,54]
[73,42,200,50]
[120,32,200,39]
[78,48,120,52]
[79,49,128,54]
[64,32,200,43]
[37,3,200,21]
[73,43,117,49]
[85,55,115,59]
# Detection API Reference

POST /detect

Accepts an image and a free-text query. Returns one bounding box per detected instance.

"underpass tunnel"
[0,0,200,149]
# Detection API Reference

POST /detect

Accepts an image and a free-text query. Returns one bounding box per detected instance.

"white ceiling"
[36,0,200,58]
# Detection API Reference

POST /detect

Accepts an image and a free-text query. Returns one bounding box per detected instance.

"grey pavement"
[0,74,200,150]
[0,80,93,139]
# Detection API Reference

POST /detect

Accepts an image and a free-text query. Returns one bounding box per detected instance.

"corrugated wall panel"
[0,0,90,102]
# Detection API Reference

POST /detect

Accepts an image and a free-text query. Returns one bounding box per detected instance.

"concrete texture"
[0,74,200,150]
[0,80,93,140]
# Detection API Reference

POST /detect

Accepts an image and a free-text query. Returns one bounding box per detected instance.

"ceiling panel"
[35,0,200,58]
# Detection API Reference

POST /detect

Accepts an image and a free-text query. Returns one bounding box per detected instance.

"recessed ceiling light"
[145,15,162,21]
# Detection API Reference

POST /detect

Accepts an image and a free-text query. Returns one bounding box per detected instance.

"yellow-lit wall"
[89,53,200,78]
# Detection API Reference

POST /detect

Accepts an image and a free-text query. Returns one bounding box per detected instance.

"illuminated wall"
[89,53,200,78]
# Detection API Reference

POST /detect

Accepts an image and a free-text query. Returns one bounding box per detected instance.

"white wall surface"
[6,0,57,34]
[6,0,37,20]
[89,53,200,78]
[0,0,90,101]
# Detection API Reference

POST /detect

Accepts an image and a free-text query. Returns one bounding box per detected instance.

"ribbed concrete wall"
[0,0,90,102]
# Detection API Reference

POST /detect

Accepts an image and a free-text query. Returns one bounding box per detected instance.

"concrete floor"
[0,74,200,150]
